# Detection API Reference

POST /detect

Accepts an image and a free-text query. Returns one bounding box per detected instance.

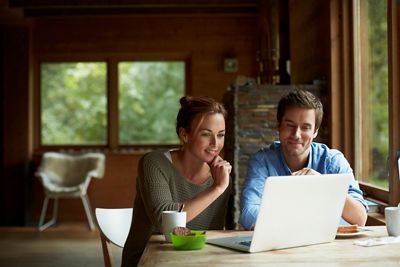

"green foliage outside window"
[41,62,107,145]
[366,0,388,188]
[118,62,184,144]
[40,61,185,146]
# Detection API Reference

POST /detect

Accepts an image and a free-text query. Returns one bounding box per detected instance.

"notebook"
[207,173,352,253]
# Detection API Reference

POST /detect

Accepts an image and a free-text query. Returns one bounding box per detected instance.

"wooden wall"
[0,25,31,225]
[33,15,258,101]
[289,0,330,85]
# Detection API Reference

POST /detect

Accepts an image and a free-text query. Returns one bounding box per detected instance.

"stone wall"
[223,80,326,228]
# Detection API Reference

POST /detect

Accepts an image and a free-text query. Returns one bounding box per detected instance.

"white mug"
[162,211,186,242]
[385,206,400,237]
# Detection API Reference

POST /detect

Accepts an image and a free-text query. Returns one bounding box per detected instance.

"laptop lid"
[207,173,351,253]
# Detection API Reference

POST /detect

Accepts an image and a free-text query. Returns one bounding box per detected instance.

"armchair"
[35,152,105,231]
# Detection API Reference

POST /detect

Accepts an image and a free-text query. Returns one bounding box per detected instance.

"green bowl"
[170,230,206,250]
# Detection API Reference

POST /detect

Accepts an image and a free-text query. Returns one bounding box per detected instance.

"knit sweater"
[121,149,231,266]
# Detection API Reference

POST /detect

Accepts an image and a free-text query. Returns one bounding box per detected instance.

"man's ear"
[313,128,319,138]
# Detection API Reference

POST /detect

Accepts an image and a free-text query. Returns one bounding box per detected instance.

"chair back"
[38,152,105,187]
[96,208,133,247]
[398,156,400,179]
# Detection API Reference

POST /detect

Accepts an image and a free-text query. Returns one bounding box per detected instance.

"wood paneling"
[0,25,31,226]
[329,0,355,159]
[388,0,400,206]
[32,15,258,101]
[9,0,258,17]
[289,0,330,85]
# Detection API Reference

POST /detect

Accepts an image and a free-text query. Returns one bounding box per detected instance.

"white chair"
[35,152,105,231]
[398,156,400,179]
[96,208,133,267]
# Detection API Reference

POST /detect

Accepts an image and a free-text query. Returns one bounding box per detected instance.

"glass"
[118,61,185,144]
[40,62,107,145]
[355,0,388,188]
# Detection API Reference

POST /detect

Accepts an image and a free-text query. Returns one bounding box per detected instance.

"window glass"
[118,61,185,144]
[40,62,107,145]
[356,0,388,188]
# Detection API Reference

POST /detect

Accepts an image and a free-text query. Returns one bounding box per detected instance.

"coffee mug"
[162,210,186,242]
[385,206,400,237]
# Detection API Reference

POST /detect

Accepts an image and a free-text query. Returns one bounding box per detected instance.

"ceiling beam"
[9,0,258,16]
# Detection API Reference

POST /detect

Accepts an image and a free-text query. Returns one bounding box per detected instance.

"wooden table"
[138,226,400,266]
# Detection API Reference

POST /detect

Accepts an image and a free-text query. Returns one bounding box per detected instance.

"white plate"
[336,229,369,237]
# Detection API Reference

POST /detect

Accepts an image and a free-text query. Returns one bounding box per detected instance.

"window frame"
[33,53,190,152]
[330,0,400,207]
[386,0,400,206]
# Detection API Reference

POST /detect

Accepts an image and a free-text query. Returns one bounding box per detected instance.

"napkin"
[353,236,400,247]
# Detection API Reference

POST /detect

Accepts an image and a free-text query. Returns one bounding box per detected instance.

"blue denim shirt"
[239,141,368,230]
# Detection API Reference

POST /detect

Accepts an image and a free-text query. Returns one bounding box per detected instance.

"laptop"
[207,173,352,253]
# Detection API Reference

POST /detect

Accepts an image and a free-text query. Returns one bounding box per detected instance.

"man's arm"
[328,151,369,226]
[294,168,368,226]
[239,154,268,230]
[342,178,368,225]
[342,195,368,226]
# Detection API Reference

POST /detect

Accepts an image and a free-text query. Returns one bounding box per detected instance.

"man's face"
[277,106,319,164]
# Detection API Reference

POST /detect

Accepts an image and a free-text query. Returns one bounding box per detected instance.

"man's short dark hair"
[277,89,324,130]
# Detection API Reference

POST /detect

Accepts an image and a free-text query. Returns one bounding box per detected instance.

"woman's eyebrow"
[198,128,225,133]
[199,128,212,132]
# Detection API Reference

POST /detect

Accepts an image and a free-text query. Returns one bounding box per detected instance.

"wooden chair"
[95,208,133,267]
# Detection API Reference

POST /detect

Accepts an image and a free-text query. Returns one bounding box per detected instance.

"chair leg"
[38,197,58,231]
[100,231,115,267]
[38,196,49,228]
[52,198,59,222]
[81,194,96,231]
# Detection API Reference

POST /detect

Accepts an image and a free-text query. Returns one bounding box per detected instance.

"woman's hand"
[208,155,231,192]
[183,155,231,223]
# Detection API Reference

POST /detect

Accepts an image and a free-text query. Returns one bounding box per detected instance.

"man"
[239,89,368,230]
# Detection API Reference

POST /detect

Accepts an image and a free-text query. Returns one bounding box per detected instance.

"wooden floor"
[0,222,122,267]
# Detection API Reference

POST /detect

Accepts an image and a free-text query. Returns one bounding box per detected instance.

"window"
[118,62,185,144]
[354,0,389,189]
[348,0,400,206]
[37,59,185,148]
[41,62,107,145]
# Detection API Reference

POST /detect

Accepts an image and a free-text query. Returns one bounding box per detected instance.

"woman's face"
[183,113,226,163]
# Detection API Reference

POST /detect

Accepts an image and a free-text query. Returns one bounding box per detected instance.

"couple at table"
[121,90,368,266]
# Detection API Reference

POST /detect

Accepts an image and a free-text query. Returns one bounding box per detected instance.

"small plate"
[336,228,370,238]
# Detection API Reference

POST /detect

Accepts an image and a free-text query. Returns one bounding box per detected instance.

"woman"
[121,95,232,266]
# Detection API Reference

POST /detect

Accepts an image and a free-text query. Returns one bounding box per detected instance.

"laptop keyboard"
[238,241,252,247]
